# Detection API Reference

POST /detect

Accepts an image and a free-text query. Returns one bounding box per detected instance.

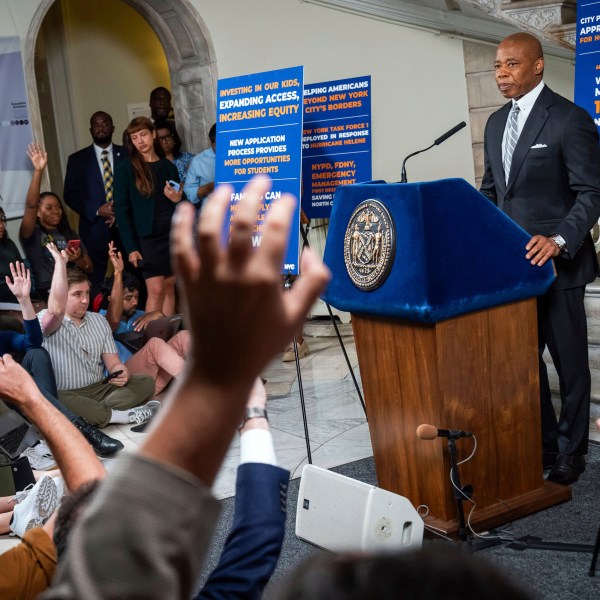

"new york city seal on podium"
[343,200,395,291]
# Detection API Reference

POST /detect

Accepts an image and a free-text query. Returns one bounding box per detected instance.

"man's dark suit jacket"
[63,144,127,273]
[197,462,288,600]
[480,85,600,290]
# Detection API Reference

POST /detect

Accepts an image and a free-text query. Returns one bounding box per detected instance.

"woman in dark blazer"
[114,117,183,315]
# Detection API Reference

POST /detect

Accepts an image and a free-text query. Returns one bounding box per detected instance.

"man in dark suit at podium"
[480,33,600,485]
[64,111,127,287]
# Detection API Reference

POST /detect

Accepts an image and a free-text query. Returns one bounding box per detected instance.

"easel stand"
[283,274,312,464]
[281,220,368,465]
[299,220,366,417]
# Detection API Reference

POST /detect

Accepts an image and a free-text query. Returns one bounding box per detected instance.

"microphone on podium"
[433,121,467,146]
[400,121,466,183]
[416,423,473,440]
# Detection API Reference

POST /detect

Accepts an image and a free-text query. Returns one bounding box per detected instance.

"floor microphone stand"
[448,436,468,542]
[447,435,501,551]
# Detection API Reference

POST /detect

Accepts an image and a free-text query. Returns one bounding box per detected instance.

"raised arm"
[20,143,47,240]
[105,242,125,332]
[5,262,42,352]
[142,175,330,485]
[43,176,330,600]
[6,262,36,321]
[41,243,69,335]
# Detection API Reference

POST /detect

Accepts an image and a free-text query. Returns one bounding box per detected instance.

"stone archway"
[24,0,217,156]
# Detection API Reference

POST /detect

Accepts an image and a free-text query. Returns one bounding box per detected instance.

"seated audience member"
[184,123,216,208]
[155,119,194,181]
[101,242,189,397]
[38,254,156,429]
[0,355,106,600]
[42,175,330,599]
[0,206,24,303]
[275,546,532,600]
[0,360,286,600]
[19,144,93,301]
[1,253,122,457]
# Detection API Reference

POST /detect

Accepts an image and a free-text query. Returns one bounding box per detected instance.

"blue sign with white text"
[215,66,304,275]
[302,76,372,219]
[575,2,600,132]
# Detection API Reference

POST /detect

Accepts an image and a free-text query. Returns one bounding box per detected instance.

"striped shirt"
[38,310,118,390]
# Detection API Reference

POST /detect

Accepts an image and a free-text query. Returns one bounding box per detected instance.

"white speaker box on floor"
[295,464,424,553]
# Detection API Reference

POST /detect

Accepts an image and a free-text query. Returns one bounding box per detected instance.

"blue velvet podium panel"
[322,178,555,323]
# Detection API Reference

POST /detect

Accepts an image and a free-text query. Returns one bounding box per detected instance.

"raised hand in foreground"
[141,175,330,485]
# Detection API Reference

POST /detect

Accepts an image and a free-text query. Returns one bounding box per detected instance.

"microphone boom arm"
[399,121,466,183]
[400,143,435,184]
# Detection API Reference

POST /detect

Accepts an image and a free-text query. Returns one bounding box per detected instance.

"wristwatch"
[550,234,567,254]
[239,407,268,430]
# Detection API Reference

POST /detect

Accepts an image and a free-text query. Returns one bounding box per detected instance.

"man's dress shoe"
[74,417,124,457]
[547,454,585,485]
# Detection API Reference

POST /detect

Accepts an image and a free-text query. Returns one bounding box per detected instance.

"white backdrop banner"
[0,37,34,219]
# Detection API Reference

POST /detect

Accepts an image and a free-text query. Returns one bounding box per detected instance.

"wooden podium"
[322,179,571,537]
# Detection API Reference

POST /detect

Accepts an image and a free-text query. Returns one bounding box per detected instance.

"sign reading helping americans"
[301,76,372,219]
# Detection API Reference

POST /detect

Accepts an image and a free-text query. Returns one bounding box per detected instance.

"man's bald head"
[494,33,544,99]
[499,33,543,62]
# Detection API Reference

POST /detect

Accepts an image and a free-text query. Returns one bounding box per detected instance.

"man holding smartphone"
[38,255,156,429]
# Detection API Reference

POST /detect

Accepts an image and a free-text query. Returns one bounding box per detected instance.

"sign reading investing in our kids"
[215,66,304,275]
[301,75,372,219]
[575,2,600,132]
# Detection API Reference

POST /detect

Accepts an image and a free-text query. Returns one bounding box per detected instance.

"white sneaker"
[128,400,161,426]
[10,482,35,505]
[20,442,57,470]
[9,475,60,538]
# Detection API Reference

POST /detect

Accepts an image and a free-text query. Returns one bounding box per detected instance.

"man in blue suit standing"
[64,112,127,287]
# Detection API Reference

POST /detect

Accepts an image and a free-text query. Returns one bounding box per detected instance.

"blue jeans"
[20,347,79,424]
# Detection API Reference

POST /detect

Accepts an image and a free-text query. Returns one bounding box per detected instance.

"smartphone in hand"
[167,180,181,192]
[102,369,123,384]
[66,239,81,252]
